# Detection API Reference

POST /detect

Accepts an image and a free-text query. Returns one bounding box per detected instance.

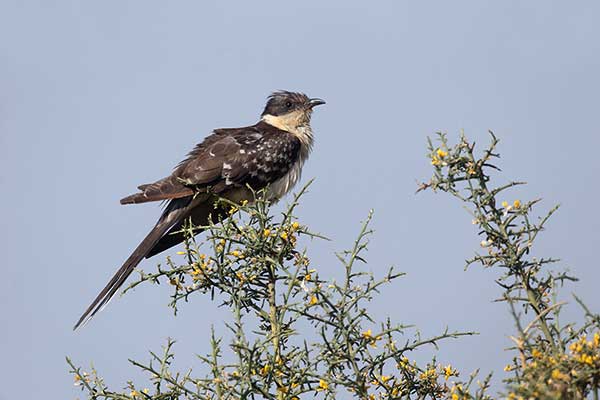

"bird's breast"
[268,158,305,201]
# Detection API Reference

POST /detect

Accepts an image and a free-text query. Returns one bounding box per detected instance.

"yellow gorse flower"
[317,379,328,390]
[551,369,567,381]
[260,364,271,375]
[443,364,457,380]
[276,386,288,394]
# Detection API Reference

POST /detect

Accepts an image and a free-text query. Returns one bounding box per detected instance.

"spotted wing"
[120,122,301,204]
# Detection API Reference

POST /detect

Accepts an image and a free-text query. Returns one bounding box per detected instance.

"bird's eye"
[285,101,293,108]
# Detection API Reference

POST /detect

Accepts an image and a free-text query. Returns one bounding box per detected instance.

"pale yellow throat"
[262,111,313,150]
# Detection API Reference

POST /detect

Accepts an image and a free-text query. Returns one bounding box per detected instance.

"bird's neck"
[261,114,314,160]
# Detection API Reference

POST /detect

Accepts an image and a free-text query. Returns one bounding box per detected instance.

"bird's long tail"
[73,199,192,330]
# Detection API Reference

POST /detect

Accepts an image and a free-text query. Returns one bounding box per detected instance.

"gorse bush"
[70,133,600,399]
[420,132,600,399]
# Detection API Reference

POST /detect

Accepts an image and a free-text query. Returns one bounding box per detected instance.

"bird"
[74,91,325,330]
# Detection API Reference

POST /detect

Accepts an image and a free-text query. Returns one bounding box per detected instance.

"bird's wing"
[145,124,303,257]
[75,123,302,330]
[121,123,301,204]
[181,123,302,191]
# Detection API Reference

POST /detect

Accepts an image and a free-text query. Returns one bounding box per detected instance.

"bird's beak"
[309,98,326,108]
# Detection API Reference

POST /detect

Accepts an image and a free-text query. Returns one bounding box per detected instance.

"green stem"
[267,267,284,400]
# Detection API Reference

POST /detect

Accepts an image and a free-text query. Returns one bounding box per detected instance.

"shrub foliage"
[69,133,600,400]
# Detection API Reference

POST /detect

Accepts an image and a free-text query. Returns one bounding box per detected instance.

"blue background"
[2,1,599,398]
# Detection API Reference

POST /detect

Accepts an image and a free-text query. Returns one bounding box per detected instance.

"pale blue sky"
[2,1,600,398]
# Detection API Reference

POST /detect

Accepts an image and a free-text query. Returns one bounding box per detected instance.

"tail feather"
[120,176,194,205]
[145,200,225,259]
[73,198,194,330]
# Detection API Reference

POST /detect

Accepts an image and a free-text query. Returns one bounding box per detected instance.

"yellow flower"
[419,368,438,380]
[317,379,328,391]
[452,394,459,400]
[130,390,138,398]
[531,348,542,359]
[292,221,300,230]
[362,329,373,339]
[231,250,240,257]
[513,200,521,209]
[570,341,584,353]
[276,386,288,394]
[580,354,594,365]
[398,356,409,368]
[430,156,441,166]
[380,375,391,383]
[551,369,567,381]
[436,148,448,158]
[309,295,318,305]
[260,364,271,375]
[504,364,514,372]
[291,382,299,388]
[501,201,509,208]
[228,206,238,215]
[263,229,271,237]
[190,268,203,278]
[280,231,289,240]
[443,364,456,380]
[241,200,249,206]
[594,332,600,348]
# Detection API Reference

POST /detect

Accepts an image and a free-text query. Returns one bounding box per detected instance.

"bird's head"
[261,91,325,132]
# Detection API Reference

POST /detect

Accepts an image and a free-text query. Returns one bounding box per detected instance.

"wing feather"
[120,122,301,205]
